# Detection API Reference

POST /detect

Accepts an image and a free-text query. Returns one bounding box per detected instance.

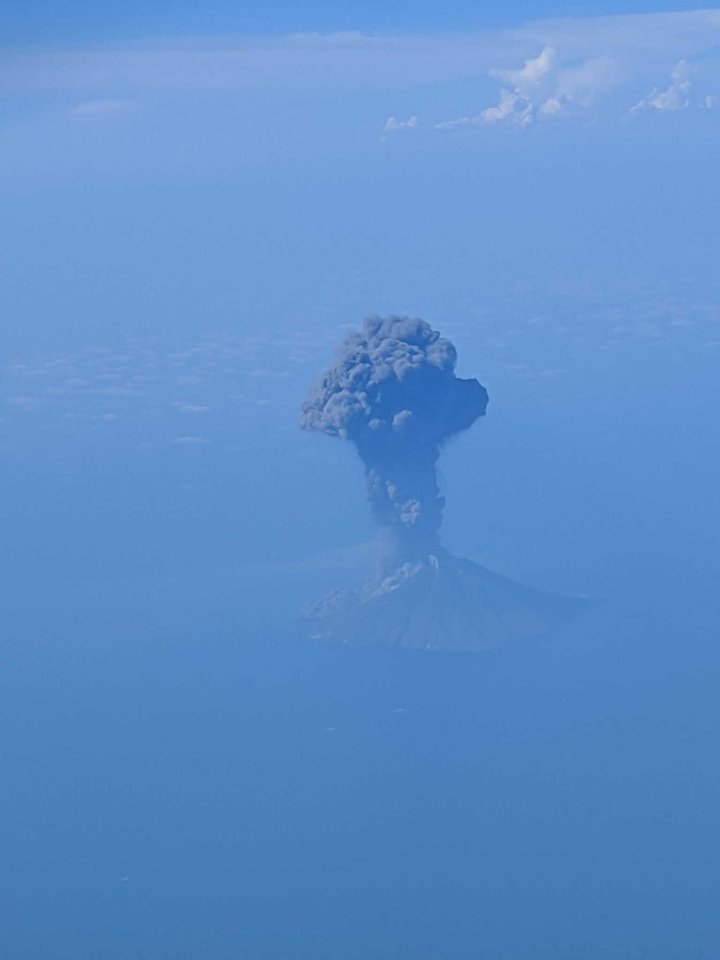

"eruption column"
[301,316,488,563]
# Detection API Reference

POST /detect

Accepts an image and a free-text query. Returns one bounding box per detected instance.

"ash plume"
[301,316,488,562]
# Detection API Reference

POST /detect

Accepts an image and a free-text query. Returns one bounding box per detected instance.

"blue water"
[2,575,719,958]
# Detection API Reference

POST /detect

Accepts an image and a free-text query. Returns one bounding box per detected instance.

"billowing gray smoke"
[301,316,488,562]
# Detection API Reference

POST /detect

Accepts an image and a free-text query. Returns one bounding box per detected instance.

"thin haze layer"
[301,316,488,561]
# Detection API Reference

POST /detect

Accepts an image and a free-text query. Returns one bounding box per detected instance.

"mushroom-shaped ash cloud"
[301,316,488,561]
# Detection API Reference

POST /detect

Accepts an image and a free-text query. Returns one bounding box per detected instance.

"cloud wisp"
[70,98,137,117]
[380,114,418,141]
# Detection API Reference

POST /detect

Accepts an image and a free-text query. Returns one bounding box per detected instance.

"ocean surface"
[2,554,719,958]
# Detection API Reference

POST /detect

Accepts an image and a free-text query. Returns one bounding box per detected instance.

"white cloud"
[435,47,554,130]
[382,114,418,133]
[173,435,209,445]
[481,46,556,126]
[491,46,556,98]
[540,96,563,116]
[482,89,535,125]
[435,89,533,130]
[432,115,468,131]
[175,403,211,413]
[436,44,625,129]
[71,98,136,117]
[554,56,621,107]
[705,94,720,109]
[631,60,692,112]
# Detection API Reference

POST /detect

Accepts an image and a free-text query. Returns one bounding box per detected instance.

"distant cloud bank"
[2,8,719,136]
[428,21,720,133]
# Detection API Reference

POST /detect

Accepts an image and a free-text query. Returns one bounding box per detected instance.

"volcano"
[301,316,585,651]
[303,550,584,651]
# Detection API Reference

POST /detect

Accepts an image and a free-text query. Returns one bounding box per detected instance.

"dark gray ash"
[301,316,488,563]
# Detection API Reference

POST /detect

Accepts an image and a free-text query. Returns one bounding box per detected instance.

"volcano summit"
[301,316,580,651]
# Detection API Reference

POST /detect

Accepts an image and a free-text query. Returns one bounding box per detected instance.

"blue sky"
[3,0,715,41]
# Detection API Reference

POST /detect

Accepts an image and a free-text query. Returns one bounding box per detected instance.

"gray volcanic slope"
[303,550,584,652]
